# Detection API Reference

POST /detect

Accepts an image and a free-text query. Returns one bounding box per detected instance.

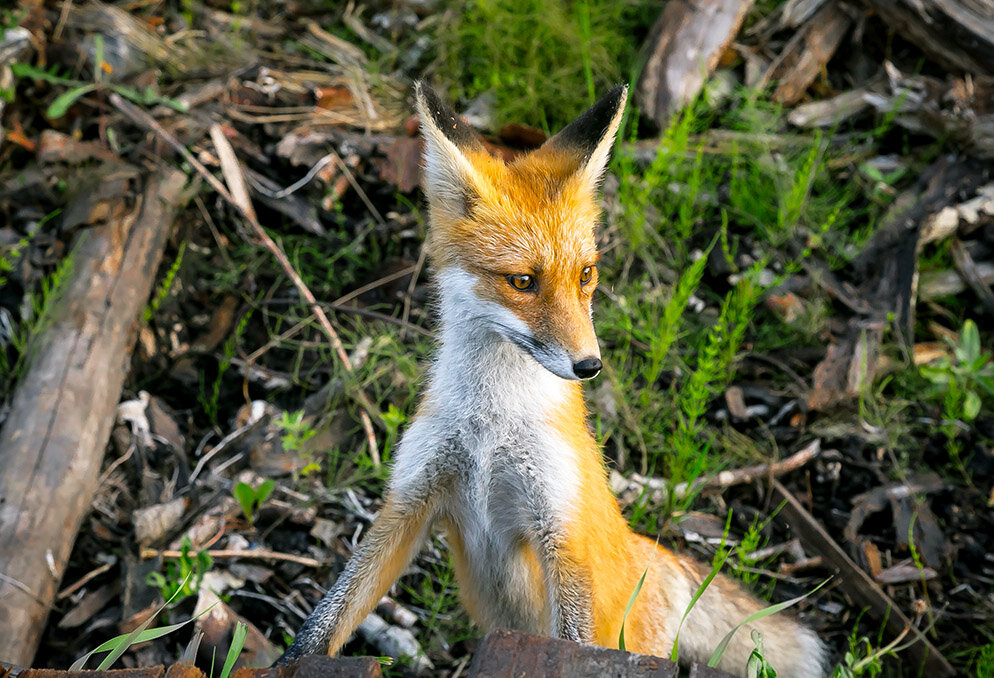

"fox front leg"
[531,516,595,644]
[275,495,436,664]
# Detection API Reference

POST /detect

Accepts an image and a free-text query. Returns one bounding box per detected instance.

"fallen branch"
[611,439,822,505]
[109,93,381,467]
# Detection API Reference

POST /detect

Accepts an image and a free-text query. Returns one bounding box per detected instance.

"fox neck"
[427,267,578,421]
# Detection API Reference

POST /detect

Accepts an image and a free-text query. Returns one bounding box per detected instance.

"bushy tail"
[670,552,828,678]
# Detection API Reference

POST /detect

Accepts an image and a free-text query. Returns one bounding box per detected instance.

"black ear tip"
[544,84,629,155]
[413,81,439,109]
[413,81,482,149]
[602,84,629,113]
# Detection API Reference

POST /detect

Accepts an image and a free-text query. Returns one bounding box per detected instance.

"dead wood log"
[858,0,994,75]
[0,168,187,664]
[637,0,756,125]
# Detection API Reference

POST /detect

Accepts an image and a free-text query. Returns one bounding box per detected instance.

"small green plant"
[832,631,888,678]
[381,403,407,462]
[277,409,317,452]
[976,641,994,678]
[11,39,186,119]
[143,241,186,323]
[146,536,213,602]
[233,478,275,526]
[920,319,994,424]
[830,613,931,678]
[746,629,777,678]
[1,241,73,395]
[734,516,770,587]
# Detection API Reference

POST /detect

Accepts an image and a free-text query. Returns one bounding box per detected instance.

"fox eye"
[580,266,594,285]
[506,274,535,292]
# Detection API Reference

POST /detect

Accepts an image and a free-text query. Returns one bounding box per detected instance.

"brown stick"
[141,547,323,568]
[0,168,187,664]
[614,439,822,505]
[108,94,381,466]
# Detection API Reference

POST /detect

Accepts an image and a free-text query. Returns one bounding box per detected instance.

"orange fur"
[427,149,602,359]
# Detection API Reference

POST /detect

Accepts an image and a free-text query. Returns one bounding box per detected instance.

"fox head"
[415,83,627,381]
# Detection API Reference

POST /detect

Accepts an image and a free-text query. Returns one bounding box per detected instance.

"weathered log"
[0,168,187,664]
[858,0,994,75]
[637,0,756,125]
[763,0,854,104]
[466,628,682,677]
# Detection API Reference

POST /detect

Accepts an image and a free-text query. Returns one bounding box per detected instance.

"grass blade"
[618,563,650,651]
[72,572,200,670]
[670,548,730,662]
[219,622,248,678]
[706,578,831,668]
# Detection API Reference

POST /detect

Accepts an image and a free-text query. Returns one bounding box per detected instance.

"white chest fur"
[389,268,582,632]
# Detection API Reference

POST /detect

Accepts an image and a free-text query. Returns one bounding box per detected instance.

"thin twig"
[401,244,428,340]
[57,559,117,600]
[333,264,417,307]
[141,547,323,568]
[109,93,381,466]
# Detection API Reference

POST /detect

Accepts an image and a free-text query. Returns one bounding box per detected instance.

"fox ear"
[544,84,628,193]
[415,82,484,218]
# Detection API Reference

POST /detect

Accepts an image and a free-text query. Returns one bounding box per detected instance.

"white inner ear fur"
[576,86,628,193]
[415,96,482,220]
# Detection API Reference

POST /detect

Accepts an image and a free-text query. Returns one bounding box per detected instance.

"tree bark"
[0,168,187,664]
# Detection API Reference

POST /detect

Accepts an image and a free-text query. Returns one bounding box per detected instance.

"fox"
[275,83,828,677]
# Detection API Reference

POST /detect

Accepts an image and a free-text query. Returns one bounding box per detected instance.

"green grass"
[593,88,878,520]
[433,0,655,131]
[1,240,75,398]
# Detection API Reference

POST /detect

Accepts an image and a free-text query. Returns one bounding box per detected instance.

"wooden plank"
[0,168,187,664]
[466,628,681,678]
[637,0,756,125]
[773,481,955,677]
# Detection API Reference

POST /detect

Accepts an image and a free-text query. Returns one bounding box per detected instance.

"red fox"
[276,83,827,677]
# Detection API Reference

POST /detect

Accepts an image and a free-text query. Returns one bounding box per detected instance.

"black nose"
[573,357,602,379]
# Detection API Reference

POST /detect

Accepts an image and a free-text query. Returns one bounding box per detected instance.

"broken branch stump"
[0,168,187,664]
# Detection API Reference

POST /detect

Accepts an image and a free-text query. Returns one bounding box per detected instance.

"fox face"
[416,84,627,381]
